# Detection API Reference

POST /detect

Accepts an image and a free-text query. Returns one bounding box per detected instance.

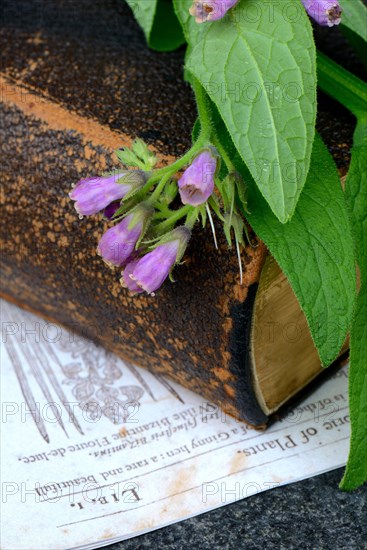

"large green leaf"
[245,133,356,366]
[125,0,185,51]
[185,0,317,223]
[317,52,367,119]
[339,0,367,42]
[340,119,367,490]
[186,79,356,366]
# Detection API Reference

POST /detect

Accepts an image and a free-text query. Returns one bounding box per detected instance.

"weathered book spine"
[0,77,269,427]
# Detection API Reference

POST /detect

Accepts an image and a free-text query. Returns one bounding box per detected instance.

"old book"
[0,0,352,427]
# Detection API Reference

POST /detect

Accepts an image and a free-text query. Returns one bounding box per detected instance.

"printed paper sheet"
[0,300,350,549]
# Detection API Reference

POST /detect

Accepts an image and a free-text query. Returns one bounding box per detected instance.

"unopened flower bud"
[69,170,147,216]
[121,260,144,293]
[122,227,191,294]
[178,148,218,207]
[97,204,153,267]
[189,0,238,23]
[301,0,342,27]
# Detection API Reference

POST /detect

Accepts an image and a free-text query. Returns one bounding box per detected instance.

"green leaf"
[116,138,157,169]
[125,0,185,51]
[132,138,158,168]
[317,52,367,118]
[245,133,356,366]
[339,0,367,65]
[339,0,367,42]
[340,119,367,490]
[201,83,355,365]
[185,0,317,223]
[125,0,156,41]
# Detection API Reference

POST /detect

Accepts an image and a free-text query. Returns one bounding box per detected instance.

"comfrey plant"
[70,140,246,294]
[70,0,367,490]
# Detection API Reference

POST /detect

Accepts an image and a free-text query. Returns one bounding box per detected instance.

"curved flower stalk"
[301,0,342,27]
[97,204,153,267]
[69,136,251,295]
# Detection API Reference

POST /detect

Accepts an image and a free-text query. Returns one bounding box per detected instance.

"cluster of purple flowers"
[189,0,342,26]
[70,149,218,295]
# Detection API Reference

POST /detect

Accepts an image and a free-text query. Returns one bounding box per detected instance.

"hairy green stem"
[185,208,199,230]
[155,205,192,232]
[191,78,236,172]
[211,135,236,172]
[147,128,210,186]
[191,77,214,135]
[148,172,172,204]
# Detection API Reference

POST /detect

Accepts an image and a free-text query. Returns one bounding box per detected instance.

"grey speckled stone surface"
[105,469,366,549]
